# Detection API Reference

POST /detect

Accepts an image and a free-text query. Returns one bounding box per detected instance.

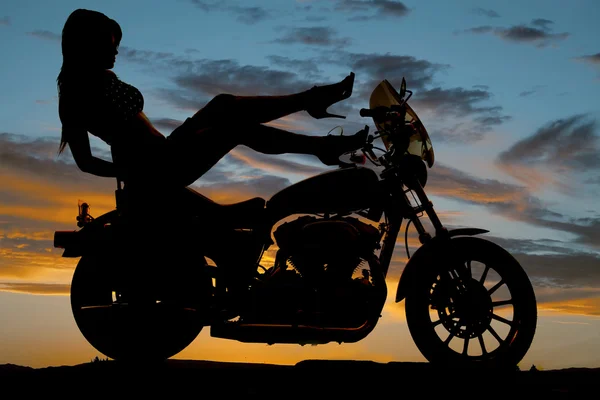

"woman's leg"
[168,122,367,187]
[186,72,355,126]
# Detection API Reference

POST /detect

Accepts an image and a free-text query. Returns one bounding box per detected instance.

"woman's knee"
[206,93,236,112]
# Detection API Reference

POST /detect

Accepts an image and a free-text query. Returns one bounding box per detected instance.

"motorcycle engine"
[273,215,380,283]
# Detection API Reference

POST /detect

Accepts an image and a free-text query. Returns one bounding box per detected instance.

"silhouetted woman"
[57,9,366,192]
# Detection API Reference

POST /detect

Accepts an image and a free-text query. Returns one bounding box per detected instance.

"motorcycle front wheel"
[405,236,537,368]
[70,253,211,362]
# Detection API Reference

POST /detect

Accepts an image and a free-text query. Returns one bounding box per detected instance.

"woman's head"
[57,9,121,154]
[60,9,121,72]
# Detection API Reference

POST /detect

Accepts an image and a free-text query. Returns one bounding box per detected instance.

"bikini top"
[103,72,144,122]
[78,72,145,145]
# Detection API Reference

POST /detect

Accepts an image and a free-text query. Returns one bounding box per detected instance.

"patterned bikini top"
[81,71,145,145]
[104,71,144,122]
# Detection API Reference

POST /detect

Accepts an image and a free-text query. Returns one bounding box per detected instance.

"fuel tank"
[266,166,383,221]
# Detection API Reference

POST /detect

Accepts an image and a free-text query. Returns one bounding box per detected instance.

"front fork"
[378,177,447,278]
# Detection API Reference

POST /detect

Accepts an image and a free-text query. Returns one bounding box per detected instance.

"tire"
[70,253,211,362]
[405,236,537,368]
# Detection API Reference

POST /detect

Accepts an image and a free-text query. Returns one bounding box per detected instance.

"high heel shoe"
[306,72,355,119]
[317,126,368,166]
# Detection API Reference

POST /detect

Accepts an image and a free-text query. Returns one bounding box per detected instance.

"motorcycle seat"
[182,187,266,228]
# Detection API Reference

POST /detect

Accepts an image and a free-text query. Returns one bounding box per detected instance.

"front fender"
[395,228,488,302]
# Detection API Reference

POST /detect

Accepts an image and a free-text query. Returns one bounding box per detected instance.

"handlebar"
[360,105,405,119]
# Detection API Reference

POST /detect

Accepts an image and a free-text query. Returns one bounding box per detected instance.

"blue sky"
[1,0,600,369]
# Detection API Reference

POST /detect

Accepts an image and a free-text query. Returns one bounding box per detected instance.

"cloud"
[481,236,600,288]
[574,53,600,67]
[188,0,273,24]
[229,146,327,177]
[0,282,70,296]
[531,18,554,30]
[344,53,449,92]
[0,16,10,26]
[519,85,546,97]
[407,87,511,142]
[267,55,322,76]
[27,30,61,41]
[427,161,600,248]
[411,87,505,118]
[232,6,272,25]
[457,19,569,48]
[273,26,353,47]
[335,0,411,20]
[496,114,600,192]
[192,174,291,203]
[151,118,184,133]
[472,8,500,18]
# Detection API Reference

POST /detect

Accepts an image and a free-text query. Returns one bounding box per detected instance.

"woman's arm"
[67,127,117,177]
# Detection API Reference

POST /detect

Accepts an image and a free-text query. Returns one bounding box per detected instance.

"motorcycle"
[53,77,537,367]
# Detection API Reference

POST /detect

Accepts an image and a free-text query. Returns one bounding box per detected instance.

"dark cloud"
[519,85,545,97]
[457,19,569,48]
[411,87,499,117]
[462,26,493,35]
[472,8,500,18]
[344,53,449,92]
[267,55,322,76]
[232,6,272,25]
[498,25,568,46]
[118,46,176,65]
[188,0,218,12]
[188,0,272,24]
[273,26,352,47]
[497,114,599,172]
[408,87,511,142]
[531,18,554,30]
[574,53,600,66]
[305,15,328,22]
[27,30,61,41]
[335,0,411,20]
[0,16,10,26]
[173,60,309,98]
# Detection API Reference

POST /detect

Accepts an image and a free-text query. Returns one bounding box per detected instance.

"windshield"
[368,80,434,167]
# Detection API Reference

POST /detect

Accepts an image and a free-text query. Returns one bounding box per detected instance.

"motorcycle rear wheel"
[405,236,537,368]
[70,253,211,362]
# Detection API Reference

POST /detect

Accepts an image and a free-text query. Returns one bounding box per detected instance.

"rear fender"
[394,228,488,302]
[54,210,119,258]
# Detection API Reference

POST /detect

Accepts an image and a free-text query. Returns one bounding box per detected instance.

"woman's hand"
[67,127,117,177]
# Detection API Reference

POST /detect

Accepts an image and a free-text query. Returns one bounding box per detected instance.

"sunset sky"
[1,0,599,370]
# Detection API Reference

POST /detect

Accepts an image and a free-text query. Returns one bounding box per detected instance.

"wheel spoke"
[480,265,490,284]
[444,332,454,345]
[488,325,504,344]
[478,334,488,355]
[488,279,505,295]
[444,322,462,345]
[432,319,443,327]
[463,337,470,355]
[492,313,513,326]
[492,299,513,307]
[465,260,473,280]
